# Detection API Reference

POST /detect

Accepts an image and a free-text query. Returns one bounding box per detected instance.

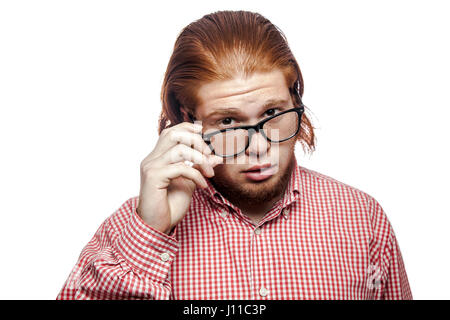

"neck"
[239,195,283,225]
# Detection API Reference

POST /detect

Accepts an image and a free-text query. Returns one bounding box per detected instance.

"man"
[57,10,412,300]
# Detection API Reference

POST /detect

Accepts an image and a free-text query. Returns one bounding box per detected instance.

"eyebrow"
[204,99,289,119]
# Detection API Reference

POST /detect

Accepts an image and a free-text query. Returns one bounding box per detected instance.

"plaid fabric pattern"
[57,158,412,300]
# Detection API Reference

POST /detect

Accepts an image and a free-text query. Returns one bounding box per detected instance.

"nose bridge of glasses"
[246,127,270,154]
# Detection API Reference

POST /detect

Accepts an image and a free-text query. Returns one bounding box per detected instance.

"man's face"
[195,68,299,206]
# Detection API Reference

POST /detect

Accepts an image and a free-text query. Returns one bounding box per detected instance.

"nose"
[245,130,270,159]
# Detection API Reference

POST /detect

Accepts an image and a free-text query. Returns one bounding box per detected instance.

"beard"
[210,154,296,208]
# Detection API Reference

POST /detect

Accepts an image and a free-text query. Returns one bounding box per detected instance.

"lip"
[243,163,272,172]
[243,164,277,182]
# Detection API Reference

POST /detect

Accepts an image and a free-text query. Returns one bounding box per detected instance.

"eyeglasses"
[200,105,305,158]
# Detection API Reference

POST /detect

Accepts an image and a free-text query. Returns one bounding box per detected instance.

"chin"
[211,153,295,203]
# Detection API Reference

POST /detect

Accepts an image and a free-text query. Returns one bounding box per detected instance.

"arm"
[380,227,413,300]
[367,197,412,300]
[57,122,220,300]
[56,197,179,300]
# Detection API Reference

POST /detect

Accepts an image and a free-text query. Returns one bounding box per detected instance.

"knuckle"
[171,144,185,161]
[173,161,188,170]
[186,134,198,146]
[167,130,178,142]
[174,143,185,153]
[174,162,186,168]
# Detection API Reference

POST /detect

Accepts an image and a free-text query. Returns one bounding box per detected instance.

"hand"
[136,122,223,234]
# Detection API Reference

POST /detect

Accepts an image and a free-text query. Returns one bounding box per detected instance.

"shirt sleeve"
[380,226,413,299]
[56,197,180,300]
[368,197,412,300]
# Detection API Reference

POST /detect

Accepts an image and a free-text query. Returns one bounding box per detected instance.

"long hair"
[159,10,316,153]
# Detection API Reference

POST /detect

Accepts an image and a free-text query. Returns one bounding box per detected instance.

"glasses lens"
[263,111,300,142]
[207,109,301,157]
[210,129,248,157]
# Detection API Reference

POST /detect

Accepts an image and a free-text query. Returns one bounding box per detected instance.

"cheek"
[273,140,296,160]
[213,163,247,183]
[213,164,235,178]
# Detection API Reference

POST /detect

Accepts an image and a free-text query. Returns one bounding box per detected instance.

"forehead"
[195,69,291,118]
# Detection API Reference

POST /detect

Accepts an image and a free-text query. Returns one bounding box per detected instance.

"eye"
[219,117,235,126]
[264,108,280,117]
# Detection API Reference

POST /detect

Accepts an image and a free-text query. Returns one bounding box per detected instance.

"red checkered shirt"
[57,158,412,300]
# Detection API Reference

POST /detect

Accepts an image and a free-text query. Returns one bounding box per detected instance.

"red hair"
[159,10,316,153]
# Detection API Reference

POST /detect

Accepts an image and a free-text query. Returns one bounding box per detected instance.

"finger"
[165,130,212,156]
[164,162,208,189]
[170,121,203,133]
[161,122,203,137]
[208,154,224,167]
[159,144,215,177]
[150,123,205,158]
[192,154,223,176]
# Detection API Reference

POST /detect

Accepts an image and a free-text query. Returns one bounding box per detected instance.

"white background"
[0,0,449,299]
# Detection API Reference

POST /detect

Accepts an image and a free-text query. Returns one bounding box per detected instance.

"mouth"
[242,163,277,181]
[242,163,272,172]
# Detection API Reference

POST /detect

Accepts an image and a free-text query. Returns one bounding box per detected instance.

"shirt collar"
[198,157,301,218]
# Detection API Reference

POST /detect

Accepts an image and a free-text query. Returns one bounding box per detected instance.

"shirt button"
[259,287,269,297]
[160,252,170,262]
[220,210,228,218]
[254,227,261,235]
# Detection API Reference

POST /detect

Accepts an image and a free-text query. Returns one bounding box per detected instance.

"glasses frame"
[200,105,305,158]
